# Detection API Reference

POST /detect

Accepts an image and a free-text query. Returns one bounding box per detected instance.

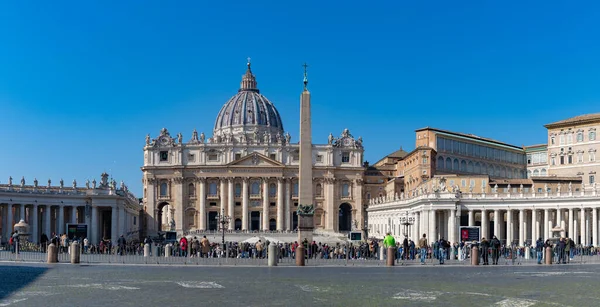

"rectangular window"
[133,217,136,225]
[527,154,532,164]
[316,155,323,162]
[342,152,350,163]
[270,202,276,207]
[591,175,596,185]
[461,179,466,187]
[591,152,596,162]
[208,154,219,161]
[235,153,242,160]
[551,157,556,165]
[188,153,195,162]
[578,153,583,163]
[568,155,573,164]
[560,135,565,145]
[235,202,241,207]
[567,134,573,144]
[560,156,564,165]
[470,179,475,187]
[209,202,217,207]
[449,180,455,187]
[577,133,583,142]
[537,188,543,193]
[540,154,547,163]
[160,151,168,161]
[269,154,276,160]
[292,154,299,161]
[423,157,428,164]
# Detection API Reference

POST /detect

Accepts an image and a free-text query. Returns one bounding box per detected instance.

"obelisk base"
[297,213,314,243]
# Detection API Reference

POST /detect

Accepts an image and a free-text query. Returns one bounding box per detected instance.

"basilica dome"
[213,62,284,140]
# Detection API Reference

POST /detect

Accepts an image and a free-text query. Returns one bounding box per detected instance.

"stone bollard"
[545,246,552,265]
[165,244,172,257]
[144,244,150,257]
[379,245,385,261]
[296,245,305,266]
[387,247,395,266]
[471,246,479,265]
[70,242,81,264]
[268,243,278,267]
[47,243,58,264]
[525,247,530,260]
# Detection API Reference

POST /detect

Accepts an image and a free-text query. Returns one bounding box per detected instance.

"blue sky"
[1,1,599,195]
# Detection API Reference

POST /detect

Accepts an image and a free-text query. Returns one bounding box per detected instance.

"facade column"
[173,177,184,232]
[506,209,513,245]
[199,178,206,230]
[568,208,574,239]
[593,208,598,247]
[429,209,437,241]
[228,179,234,230]
[220,179,227,217]
[71,206,78,224]
[580,208,586,245]
[414,212,420,242]
[262,178,269,231]
[58,205,65,235]
[493,209,500,239]
[481,210,488,240]
[44,205,52,237]
[119,207,126,236]
[242,178,249,231]
[276,178,284,231]
[468,210,474,227]
[326,178,336,231]
[91,205,98,244]
[31,204,39,243]
[519,209,524,247]
[284,178,291,230]
[449,209,456,244]
[111,206,118,244]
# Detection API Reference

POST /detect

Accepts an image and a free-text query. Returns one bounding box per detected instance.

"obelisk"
[297,63,314,244]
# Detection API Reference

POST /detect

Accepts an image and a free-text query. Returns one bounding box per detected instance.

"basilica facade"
[141,62,365,235]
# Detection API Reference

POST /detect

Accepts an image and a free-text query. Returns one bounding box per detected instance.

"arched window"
[533,169,539,177]
[467,161,473,173]
[269,183,277,197]
[188,183,195,197]
[251,182,260,195]
[316,183,323,196]
[235,183,242,197]
[437,156,444,169]
[460,160,467,172]
[453,159,459,171]
[475,162,481,174]
[540,169,547,176]
[341,183,350,197]
[445,157,452,170]
[160,182,168,197]
[209,182,217,195]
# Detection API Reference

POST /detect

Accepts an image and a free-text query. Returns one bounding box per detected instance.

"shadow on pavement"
[0,265,49,301]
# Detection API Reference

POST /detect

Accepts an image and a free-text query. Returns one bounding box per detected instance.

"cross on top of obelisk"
[302,62,308,89]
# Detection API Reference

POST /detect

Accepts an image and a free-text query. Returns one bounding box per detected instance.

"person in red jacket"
[180,237,188,257]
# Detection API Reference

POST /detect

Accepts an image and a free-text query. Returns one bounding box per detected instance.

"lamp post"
[400,211,415,238]
[215,208,231,250]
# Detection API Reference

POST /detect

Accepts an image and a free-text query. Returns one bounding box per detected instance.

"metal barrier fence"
[2,243,599,266]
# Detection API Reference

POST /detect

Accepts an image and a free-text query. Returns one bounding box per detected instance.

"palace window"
[209,183,217,195]
[316,155,323,163]
[560,156,565,165]
[591,151,597,162]
[540,169,547,176]
[577,132,584,142]
[341,184,350,198]
[188,183,195,197]
[251,182,260,195]
[560,135,565,145]
[342,152,350,163]
[551,157,556,166]
[188,153,195,162]
[159,182,168,197]
[423,157,428,164]
[208,154,219,161]
[527,154,532,164]
[160,151,168,162]
[578,152,584,163]
[461,179,466,187]
[269,183,277,197]
[567,134,573,144]
[568,155,573,164]
[590,175,596,185]
[551,137,555,145]
[235,183,241,197]
[590,131,597,141]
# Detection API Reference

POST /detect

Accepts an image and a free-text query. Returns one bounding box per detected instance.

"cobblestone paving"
[0,262,598,306]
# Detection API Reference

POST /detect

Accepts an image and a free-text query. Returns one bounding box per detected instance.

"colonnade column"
[58,206,65,235]
[119,207,126,236]
[568,208,574,239]
[91,205,98,244]
[414,212,420,242]
[284,179,291,231]
[20,204,25,222]
[262,178,269,231]
[519,209,524,247]
[468,210,474,227]
[449,209,456,244]
[228,179,234,230]
[276,178,284,231]
[557,208,563,237]
[531,209,537,242]
[429,209,437,241]
[199,178,206,230]
[481,210,488,240]
[242,178,248,231]
[493,209,500,239]
[543,209,549,240]
[506,209,513,244]
[593,208,598,247]
[44,205,51,237]
[581,208,586,245]
[71,206,78,224]
[32,204,39,243]
[5,205,13,239]
[111,206,118,244]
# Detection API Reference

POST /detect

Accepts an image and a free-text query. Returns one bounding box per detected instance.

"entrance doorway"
[292,212,298,230]
[269,219,276,231]
[234,218,242,230]
[208,212,218,230]
[338,203,352,232]
[251,211,260,230]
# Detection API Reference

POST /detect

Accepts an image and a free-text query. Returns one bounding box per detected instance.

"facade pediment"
[227,152,284,167]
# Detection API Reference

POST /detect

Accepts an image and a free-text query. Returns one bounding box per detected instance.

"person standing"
[418,234,428,265]
[490,236,501,265]
[383,232,396,260]
[201,236,210,258]
[480,237,490,265]
[402,236,409,260]
[535,237,544,264]
[437,237,448,264]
